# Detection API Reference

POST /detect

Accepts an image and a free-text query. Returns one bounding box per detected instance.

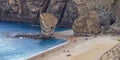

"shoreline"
[28,30,119,60]
[28,30,120,60]
[28,30,74,60]
[25,38,70,60]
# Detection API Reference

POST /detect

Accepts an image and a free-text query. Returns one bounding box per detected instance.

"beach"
[28,30,120,60]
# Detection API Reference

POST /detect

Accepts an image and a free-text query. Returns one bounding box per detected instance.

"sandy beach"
[28,30,120,60]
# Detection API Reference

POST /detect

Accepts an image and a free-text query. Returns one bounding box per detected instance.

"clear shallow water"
[0,21,68,60]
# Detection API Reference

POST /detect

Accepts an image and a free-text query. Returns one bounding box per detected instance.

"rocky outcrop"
[40,13,58,38]
[100,43,120,60]
[5,13,58,39]
[72,11,101,36]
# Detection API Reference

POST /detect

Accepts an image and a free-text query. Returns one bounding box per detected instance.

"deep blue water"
[0,21,68,60]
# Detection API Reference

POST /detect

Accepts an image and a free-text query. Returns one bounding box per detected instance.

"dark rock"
[57,0,79,28]
[66,54,71,57]
[67,50,70,53]
[85,38,88,40]
[63,50,66,52]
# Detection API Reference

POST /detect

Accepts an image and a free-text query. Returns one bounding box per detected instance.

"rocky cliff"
[0,0,120,31]
[0,0,78,28]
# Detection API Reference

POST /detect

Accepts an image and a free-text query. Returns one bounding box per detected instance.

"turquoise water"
[0,21,68,60]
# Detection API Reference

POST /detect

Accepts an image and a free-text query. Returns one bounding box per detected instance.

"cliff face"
[0,0,78,28]
[0,0,120,28]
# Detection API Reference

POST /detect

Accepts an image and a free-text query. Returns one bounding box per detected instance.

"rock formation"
[9,13,58,39]
[72,11,101,36]
[40,13,58,38]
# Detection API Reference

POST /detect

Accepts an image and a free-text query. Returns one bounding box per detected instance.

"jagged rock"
[72,11,101,36]
[40,13,58,38]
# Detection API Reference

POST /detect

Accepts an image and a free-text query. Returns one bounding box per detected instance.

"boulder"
[72,11,101,36]
[40,13,58,38]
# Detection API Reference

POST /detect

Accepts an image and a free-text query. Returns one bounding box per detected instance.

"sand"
[28,30,120,60]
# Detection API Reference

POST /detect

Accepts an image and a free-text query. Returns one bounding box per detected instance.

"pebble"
[85,38,88,40]
[63,50,66,52]
[66,54,71,57]
[67,50,70,52]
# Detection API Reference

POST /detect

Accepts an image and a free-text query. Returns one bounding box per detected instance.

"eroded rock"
[72,11,101,36]
[40,13,58,38]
